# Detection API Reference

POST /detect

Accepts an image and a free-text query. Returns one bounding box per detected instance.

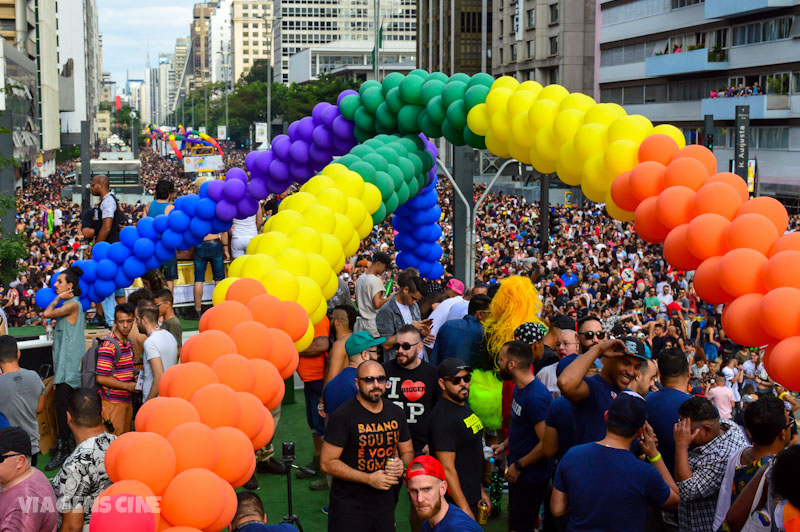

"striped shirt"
[96,335,135,404]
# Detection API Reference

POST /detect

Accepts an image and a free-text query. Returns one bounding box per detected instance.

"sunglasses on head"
[0,453,24,464]
[581,331,606,340]
[444,374,472,385]
[358,376,387,385]
[397,341,419,351]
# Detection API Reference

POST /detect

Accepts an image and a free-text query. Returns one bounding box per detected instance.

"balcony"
[705,0,797,19]
[644,47,728,77]
[700,94,792,120]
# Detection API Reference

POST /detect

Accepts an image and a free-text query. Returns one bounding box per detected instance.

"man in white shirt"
[423,278,465,349]
[657,285,674,313]
[353,252,392,337]
[135,301,177,402]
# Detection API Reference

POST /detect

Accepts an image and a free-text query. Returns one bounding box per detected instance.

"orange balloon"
[726,213,779,255]
[198,311,211,332]
[686,213,730,261]
[278,301,311,341]
[609,171,639,212]
[200,480,237,532]
[707,172,749,203]
[671,144,717,176]
[229,320,273,360]
[759,287,800,340]
[770,232,800,256]
[225,277,267,305]
[246,293,284,329]
[694,182,743,220]
[183,330,238,366]
[161,528,201,532]
[134,397,170,432]
[629,161,666,203]
[181,334,200,361]
[143,397,201,438]
[235,391,268,439]
[763,251,800,291]
[95,480,160,530]
[251,406,276,450]
[158,364,177,397]
[212,427,255,485]
[160,469,228,530]
[205,300,254,334]
[662,157,708,191]
[166,421,221,473]
[638,134,679,166]
[115,432,177,495]
[166,362,220,402]
[759,336,800,391]
[662,225,702,271]
[736,196,789,235]
[655,186,695,229]
[211,354,257,393]
[264,328,300,379]
[693,256,734,305]
[105,431,141,483]
[190,383,242,429]
[634,197,670,244]
[249,358,284,408]
[230,456,257,491]
[721,294,773,347]
[718,248,768,297]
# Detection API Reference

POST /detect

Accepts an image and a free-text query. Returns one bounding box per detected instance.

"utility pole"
[263,15,280,147]
[191,93,194,130]
[373,0,380,80]
[204,86,208,129]
[539,173,550,253]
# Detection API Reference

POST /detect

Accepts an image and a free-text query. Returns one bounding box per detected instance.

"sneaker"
[256,458,287,475]
[243,474,259,490]
[310,476,329,491]
[184,308,201,321]
[322,506,329,515]
[295,456,320,479]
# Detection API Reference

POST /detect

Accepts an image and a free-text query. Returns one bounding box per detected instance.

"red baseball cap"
[406,455,445,482]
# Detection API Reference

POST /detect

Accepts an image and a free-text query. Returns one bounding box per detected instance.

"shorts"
[303,379,325,437]
[162,256,178,281]
[508,477,549,532]
[193,240,225,282]
[230,237,252,259]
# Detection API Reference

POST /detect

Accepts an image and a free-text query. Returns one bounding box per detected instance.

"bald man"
[321,360,414,532]
[90,173,125,326]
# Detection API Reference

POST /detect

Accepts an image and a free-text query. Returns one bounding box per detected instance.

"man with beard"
[321,360,414,532]
[406,455,482,532]
[555,315,605,376]
[491,341,552,532]
[557,336,648,444]
[384,325,439,456]
[134,301,177,402]
[428,358,490,522]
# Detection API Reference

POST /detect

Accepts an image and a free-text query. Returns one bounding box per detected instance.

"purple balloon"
[337,89,359,105]
[248,177,269,200]
[255,150,274,174]
[267,176,291,194]
[215,199,238,221]
[332,116,355,141]
[206,179,225,202]
[245,151,259,173]
[321,105,340,129]
[223,178,247,201]
[272,135,291,160]
[226,167,248,183]
[236,194,259,219]
[333,136,355,155]
[289,140,310,164]
[312,102,331,126]
[309,143,331,166]
[269,158,290,182]
[297,117,315,142]
[290,162,314,182]
[311,159,327,173]
[287,121,300,141]
[312,126,333,150]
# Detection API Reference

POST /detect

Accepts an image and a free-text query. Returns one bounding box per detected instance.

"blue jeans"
[193,240,225,282]
[162,257,178,281]
[303,379,325,437]
[100,293,116,327]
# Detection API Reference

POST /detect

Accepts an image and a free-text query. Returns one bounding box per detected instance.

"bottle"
[46,320,53,341]
[488,457,504,515]
[477,501,489,525]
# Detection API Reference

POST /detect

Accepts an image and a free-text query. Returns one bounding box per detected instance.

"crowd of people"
[709,82,764,99]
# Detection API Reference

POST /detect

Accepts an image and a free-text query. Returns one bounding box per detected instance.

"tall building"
[598,1,800,204]
[172,37,191,111]
[492,0,595,93]
[190,2,218,90]
[418,0,489,75]
[209,0,233,84]
[158,53,173,124]
[231,0,273,83]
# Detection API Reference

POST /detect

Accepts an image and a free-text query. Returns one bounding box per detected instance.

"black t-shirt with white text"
[324,396,411,515]
[383,358,439,454]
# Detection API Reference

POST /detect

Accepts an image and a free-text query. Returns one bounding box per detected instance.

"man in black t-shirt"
[383,325,439,455]
[321,360,414,532]
[428,358,490,522]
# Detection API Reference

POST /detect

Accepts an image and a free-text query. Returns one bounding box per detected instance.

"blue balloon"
[108,242,131,264]
[210,217,232,233]
[428,262,444,280]
[86,286,99,303]
[96,259,117,281]
[153,214,170,235]
[50,273,59,289]
[123,258,146,279]
[189,217,212,238]
[167,210,191,232]
[154,241,174,262]
[413,243,435,261]
[174,195,186,212]
[392,216,412,234]
[181,195,199,218]
[120,226,140,248]
[198,181,211,198]
[78,280,89,295]
[34,288,57,309]
[81,260,97,282]
[395,251,419,270]
[145,254,162,271]
[79,297,91,311]
[161,229,183,251]
[412,206,441,225]
[114,269,133,290]
[196,198,218,220]
[92,242,111,261]
[425,245,443,262]
[417,261,435,279]
[133,238,155,261]
[180,232,202,250]
[136,217,157,240]
[95,280,116,299]
[394,233,415,252]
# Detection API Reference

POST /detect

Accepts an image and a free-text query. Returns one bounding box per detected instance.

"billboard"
[183,155,225,173]
[217,125,227,140]
[255,122,268,143]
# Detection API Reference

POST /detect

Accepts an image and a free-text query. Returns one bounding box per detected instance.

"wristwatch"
[513,460,523,471]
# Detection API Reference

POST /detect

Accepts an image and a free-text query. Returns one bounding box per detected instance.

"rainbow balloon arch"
[35,70,800,531]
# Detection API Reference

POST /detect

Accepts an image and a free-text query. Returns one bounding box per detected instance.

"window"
[623,86,644,105]
[756,127,789,150]
[601,87,623,104]
[549,35,558,55]
[548,67,559,85]
[645,84,667,103]
[527,8,535,28]
[499,47,504,64]
[511,43,517,61]
[732,16,794,46]
[549,3,558,23]
[0,19,15,31]
[527,40,535,58]
[793,72,800,94]
[762,72,790,95]
[499,19,503,35]
[602,0,671,26]
[671,0,702,8]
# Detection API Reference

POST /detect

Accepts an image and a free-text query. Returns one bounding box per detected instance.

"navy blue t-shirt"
[554,443,671,531]
[508,378,553,482]
[323,367,357,416]
[545,396,575,460]
[556,353,579,377]
[571,374,624,445]
[646,387,690,476]
[421,503,483,532]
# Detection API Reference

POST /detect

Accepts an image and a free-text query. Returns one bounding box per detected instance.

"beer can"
[477,501,489,524]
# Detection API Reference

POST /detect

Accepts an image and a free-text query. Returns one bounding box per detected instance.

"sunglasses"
[0,453,23,464]
[444,374,472,385]
[580,331,606,340]
[397,341,420,351]
[358,376,387,385]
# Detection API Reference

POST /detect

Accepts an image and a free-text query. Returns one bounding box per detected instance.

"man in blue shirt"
[229,491,298,531]
[646,348,691,477]
[557,336,649,444]
[431,294,491,366]
[560,269,577,288]
[322,331,385,418]
[406,455,482,532]
[551,391,680,531]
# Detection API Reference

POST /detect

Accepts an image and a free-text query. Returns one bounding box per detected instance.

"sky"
[98,0,196,89]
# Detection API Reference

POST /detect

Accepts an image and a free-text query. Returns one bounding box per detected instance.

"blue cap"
[607,391,648,429]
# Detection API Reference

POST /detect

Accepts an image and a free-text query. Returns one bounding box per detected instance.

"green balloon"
[419,114,443,139]
[350,144,375,158]
[354,127,372,144]
[387,164,404,190]
[398,136,422,153]
[363,153,388,173]
[446,100,467,130]
[415,171,427,191]
[427,71,450,84]
[463,126,487,149]
[384,192,400,214]
[382,72,405,95]
[361,86,385,114]
[399,76,425,106]
[359,79,382,97]
[372,203,387,225]
[397,158,415,182]
[464,85,490,112]
[384,141,409,160]
[418,149,435,172]
[425,96,446,126]
[420,80,446,106]
[367,135,389,147]
[337,154,361,168]
[407,152,423,176]
[376,146,399,166]
[467,72,495,89]
[450,72,470,84]
[409,69,429,79]
[385,87,404,114]
[339,94,361,121]
[396,182,410,205]
[406,175,420,198]
[441,119,465,146]
[403,134,426,151]
[373,171,394,200]
[397,105,424,134]
[350,160,377,182]
[442,81,467,108]
[354,106,375,132]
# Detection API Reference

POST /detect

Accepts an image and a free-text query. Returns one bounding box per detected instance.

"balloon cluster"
[90,278,293,532]
[244,98,358,194]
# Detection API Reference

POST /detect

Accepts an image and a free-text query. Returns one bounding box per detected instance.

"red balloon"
[737,196,789,235]
[764,336,800,391]
[759,287,800,340]
[693,256,734,305]
[694,182,743,220]
[638,134,679,166]
[94,480,160,531]
[662,225,702,271]
[763,251,800,291]
[770,232,800,256]
[634,197,670,244]
[671,144,718,177]
[629,161,666,203]
[718,248,768,297]
[707,172,749,203]
[655,186,696,229]
[89,493,156,532]
[610,171,639,212]
[721,294,773,347]
[686,213,730,261]
[663,157,708,191]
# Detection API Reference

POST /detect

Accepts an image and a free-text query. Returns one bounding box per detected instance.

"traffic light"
[706,132,714,151]
[704,114,714,152]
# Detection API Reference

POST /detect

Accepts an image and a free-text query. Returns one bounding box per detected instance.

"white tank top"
[231,214,258,239]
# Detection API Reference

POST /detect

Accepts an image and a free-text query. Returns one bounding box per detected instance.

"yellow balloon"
[306,253,332,287]
[507,90,537,118]
[606,103,627,117]
[533,126,560,162]
[527,99,559,132]
[485,87,513,116]
[510,113,534,148]
[582,153,613,202]
[332,213,355,246]
[344,197,368,228]
[278,191,317,214]
[294,321,314,352]
[289,225,323,255]
[516,80,543,95]
[584,103,625,127]
[604,139,639,178]
[300,175,336,196]
[321,271,339,300]
[343,232,360,257]
[489,109,510,142]
[309,299,328,325]
[553,109,585,144]
[228,255,250,277]
[212,277,239,306]
[557,141,584,177]
[265,210,306,235]
[295,276,323,314]
[604,190,635,222]
[360,183,382,214]
[333,170,365,199]
[255,231,293,256]
[508,140,532,165]
[573,123,608,161]
[333,254,345,275]
[556,166,582,187]
[536,84,569,103]
[356,215,374,239]
[491,76,520,91]
[319,233,345,269]
[558,92,596,112]
[607,115,652,144]
[484,131,510,158]
[466,104,491,136]
[275,247,310,277]
[629,114,654,132]
[242,253,280,280]
[321,163,348,179]
[245,235,265,256]
[302,204,336,235]
[260,268,299,302]
[650,124,686,149]
[315,187,348,215]
[529,147,557,174]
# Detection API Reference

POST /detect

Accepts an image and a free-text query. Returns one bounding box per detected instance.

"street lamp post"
[218,47,231,144]
[263,14,281,147]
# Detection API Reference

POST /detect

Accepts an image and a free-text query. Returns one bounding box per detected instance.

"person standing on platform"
[153,289,182,360]
[353,252,392,337]
[90,174,123,327]
[95,303,137,436]
[145,180,177,292]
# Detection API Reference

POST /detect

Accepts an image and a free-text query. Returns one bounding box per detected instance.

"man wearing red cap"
[406,456,482,532]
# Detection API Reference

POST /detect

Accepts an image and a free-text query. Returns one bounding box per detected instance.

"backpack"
[80,336,123,392]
